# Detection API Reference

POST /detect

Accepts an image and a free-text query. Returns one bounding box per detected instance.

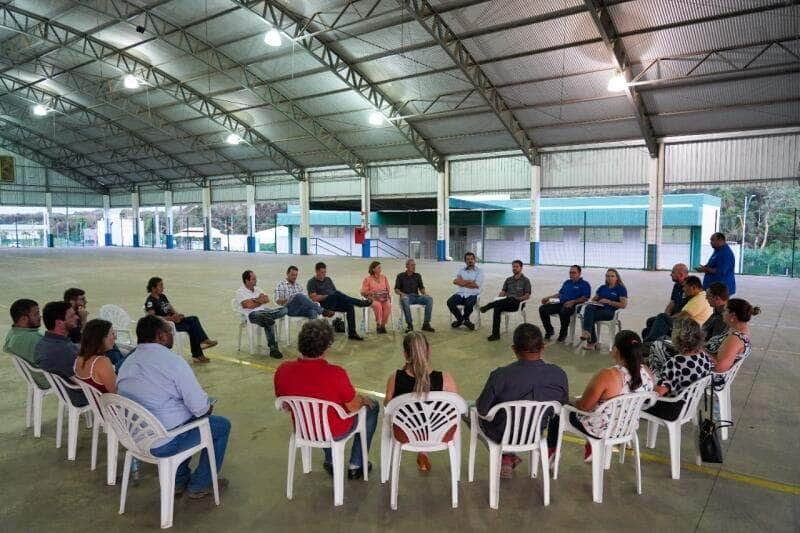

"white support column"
[299,174,310,255]
[530,164,542,265]
[45,191,53,247]
[436,161,450,261]
[164,189,174,249]
[246,183,256,253]
[153,210,160,248]
[646,144,665,270]
[361,171,371,258]
[131,188,141,247]
[201,183,212,251]
[102,194,111,247]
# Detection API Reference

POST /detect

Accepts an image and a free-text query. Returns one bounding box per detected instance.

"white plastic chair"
[75,379,119,485]
[381,392,467,510]
[165,321,190,357]
[492,296,528,334]
[44,372,93,461]
[711,358,745,440]
[98,304,136,351]
[281,315,309,345]
[553,391,656,503]
[640,375,712,479]
[449,293,482,329]
[99,393,220,529]
[468,401,561,508]
[575,303,624,346]
[361,302,395,333]
[275,396,368,507]
[8,354,54,437]
[231,298,262,354]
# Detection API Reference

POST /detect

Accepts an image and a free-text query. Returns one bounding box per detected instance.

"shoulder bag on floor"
[697,379,732,464]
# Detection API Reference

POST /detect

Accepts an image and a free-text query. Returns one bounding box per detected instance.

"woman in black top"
[144,277,217,363]
[384,331,458,472]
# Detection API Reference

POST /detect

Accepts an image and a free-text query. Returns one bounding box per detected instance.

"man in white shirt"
[236,270,288,359]
[274,265,330,319]
[446,252,484,330]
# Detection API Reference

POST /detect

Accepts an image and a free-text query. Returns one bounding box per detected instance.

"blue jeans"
[399,294,433,327]
[286,294,322,319]
[447,294,477,322]
[581,306,616,343]
[323,402,379,469]
[248,308,288,349]
[151,415,231,492]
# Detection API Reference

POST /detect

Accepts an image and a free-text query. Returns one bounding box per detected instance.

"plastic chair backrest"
[484,400,562,446]
[672,375,713,421]
[10,354,36,387]
[594,391,655,440]
[99,393,169,459]
[75,379,107,423]
[46,372,86,408]
[231,298,247,321]
[714,358,744,388]
[98,304,134,331]
[386,392,467,445]
[275,396,350,443]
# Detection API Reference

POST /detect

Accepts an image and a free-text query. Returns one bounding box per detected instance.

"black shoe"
[377,326,387,334]
[348,334,364,341]
[188,477,229,500]
[405,325,414,333]
[479,305,490,313]
[487,334,501,341]
[557,336,567,343]
[422,322,435,332]
[269,348,283,359]
[358,299,372,307]
[464,320,476,331]
[544,332,554,340]
[323,462,334,477]
[451,320,463,328]
[347,462,373,480]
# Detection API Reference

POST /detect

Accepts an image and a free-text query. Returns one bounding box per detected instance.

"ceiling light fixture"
[123,74,140,89]
[32,104,49,116]
[225,133,243,145]
[368,111,385,126]
[264,28,282,47]
[607,71,627,92]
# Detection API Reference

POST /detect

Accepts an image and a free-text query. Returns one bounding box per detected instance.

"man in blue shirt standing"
[697,232,736,296]
[118,315,231,500]
[538,265,591,342]
[446,252,484,330]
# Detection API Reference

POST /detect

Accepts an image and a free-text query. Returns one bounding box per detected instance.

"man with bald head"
[642,263,689,342]
[394,258,435,333]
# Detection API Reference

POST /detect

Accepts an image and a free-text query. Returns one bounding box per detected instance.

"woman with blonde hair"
[580,268,628,350]
[361,261,392,333]
[384,331,458,471]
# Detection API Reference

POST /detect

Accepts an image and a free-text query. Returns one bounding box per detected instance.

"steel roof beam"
[396,0,539,164]
[234,0,444,171]
[584,0,658,156]
[0,3,306,181]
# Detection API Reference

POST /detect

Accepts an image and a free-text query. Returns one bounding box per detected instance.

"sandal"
[582,343,597,351]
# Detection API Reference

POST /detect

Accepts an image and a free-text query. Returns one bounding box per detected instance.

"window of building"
[383,226,408,239]
[540,227,564,242]
[485,226,514,240]
[582,227,624,243]
[640,227,691,244]
[317,226,345,238]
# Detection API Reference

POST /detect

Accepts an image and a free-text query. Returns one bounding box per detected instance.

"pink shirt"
[361,274,391,302]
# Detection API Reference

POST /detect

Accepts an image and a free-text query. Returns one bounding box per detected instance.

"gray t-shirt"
[502,274,532,299]
[477,358,568,443]
[34,332,86,406]
[307,276,337,296]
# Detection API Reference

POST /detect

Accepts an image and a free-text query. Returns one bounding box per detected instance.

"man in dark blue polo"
[697,232,736,296]
[34,301,86,406]
[538,265,591,342]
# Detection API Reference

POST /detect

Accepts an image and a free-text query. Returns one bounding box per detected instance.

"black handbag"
[697,380,732,464]
[332,316,346,333]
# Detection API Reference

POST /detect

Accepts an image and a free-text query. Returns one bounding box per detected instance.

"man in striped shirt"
[274,265,330,319]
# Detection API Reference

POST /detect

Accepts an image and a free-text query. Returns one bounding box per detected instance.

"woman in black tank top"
[383,332,458,472]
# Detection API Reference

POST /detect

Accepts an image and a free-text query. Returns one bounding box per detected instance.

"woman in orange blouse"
[361,261,392,334]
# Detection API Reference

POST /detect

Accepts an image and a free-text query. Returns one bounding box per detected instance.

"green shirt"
[4,327,49,389]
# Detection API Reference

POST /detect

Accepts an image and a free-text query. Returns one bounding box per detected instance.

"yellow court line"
[209,353,799,497]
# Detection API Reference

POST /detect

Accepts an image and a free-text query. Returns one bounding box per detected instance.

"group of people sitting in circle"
[2,230,754,508]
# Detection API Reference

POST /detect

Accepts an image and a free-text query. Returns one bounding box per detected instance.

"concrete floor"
[0,247,797,532]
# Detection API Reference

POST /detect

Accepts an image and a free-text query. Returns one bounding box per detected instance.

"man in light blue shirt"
[117,315,231,500]
[446,252,484,330]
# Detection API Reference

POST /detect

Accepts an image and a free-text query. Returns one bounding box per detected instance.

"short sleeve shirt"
[558,279,591,303]
[274,358,357,437]
[596,284,628,312]
[145,294,172,316]
[307,277,337,296]
[681,291,713,325]
[501,274,531,299]
[657,352,713,397]
[669,282,685,314]
[395,272,424,295]
[455,266,484,297]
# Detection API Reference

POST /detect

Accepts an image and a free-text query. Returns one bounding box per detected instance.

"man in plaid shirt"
[274,266,330,319]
